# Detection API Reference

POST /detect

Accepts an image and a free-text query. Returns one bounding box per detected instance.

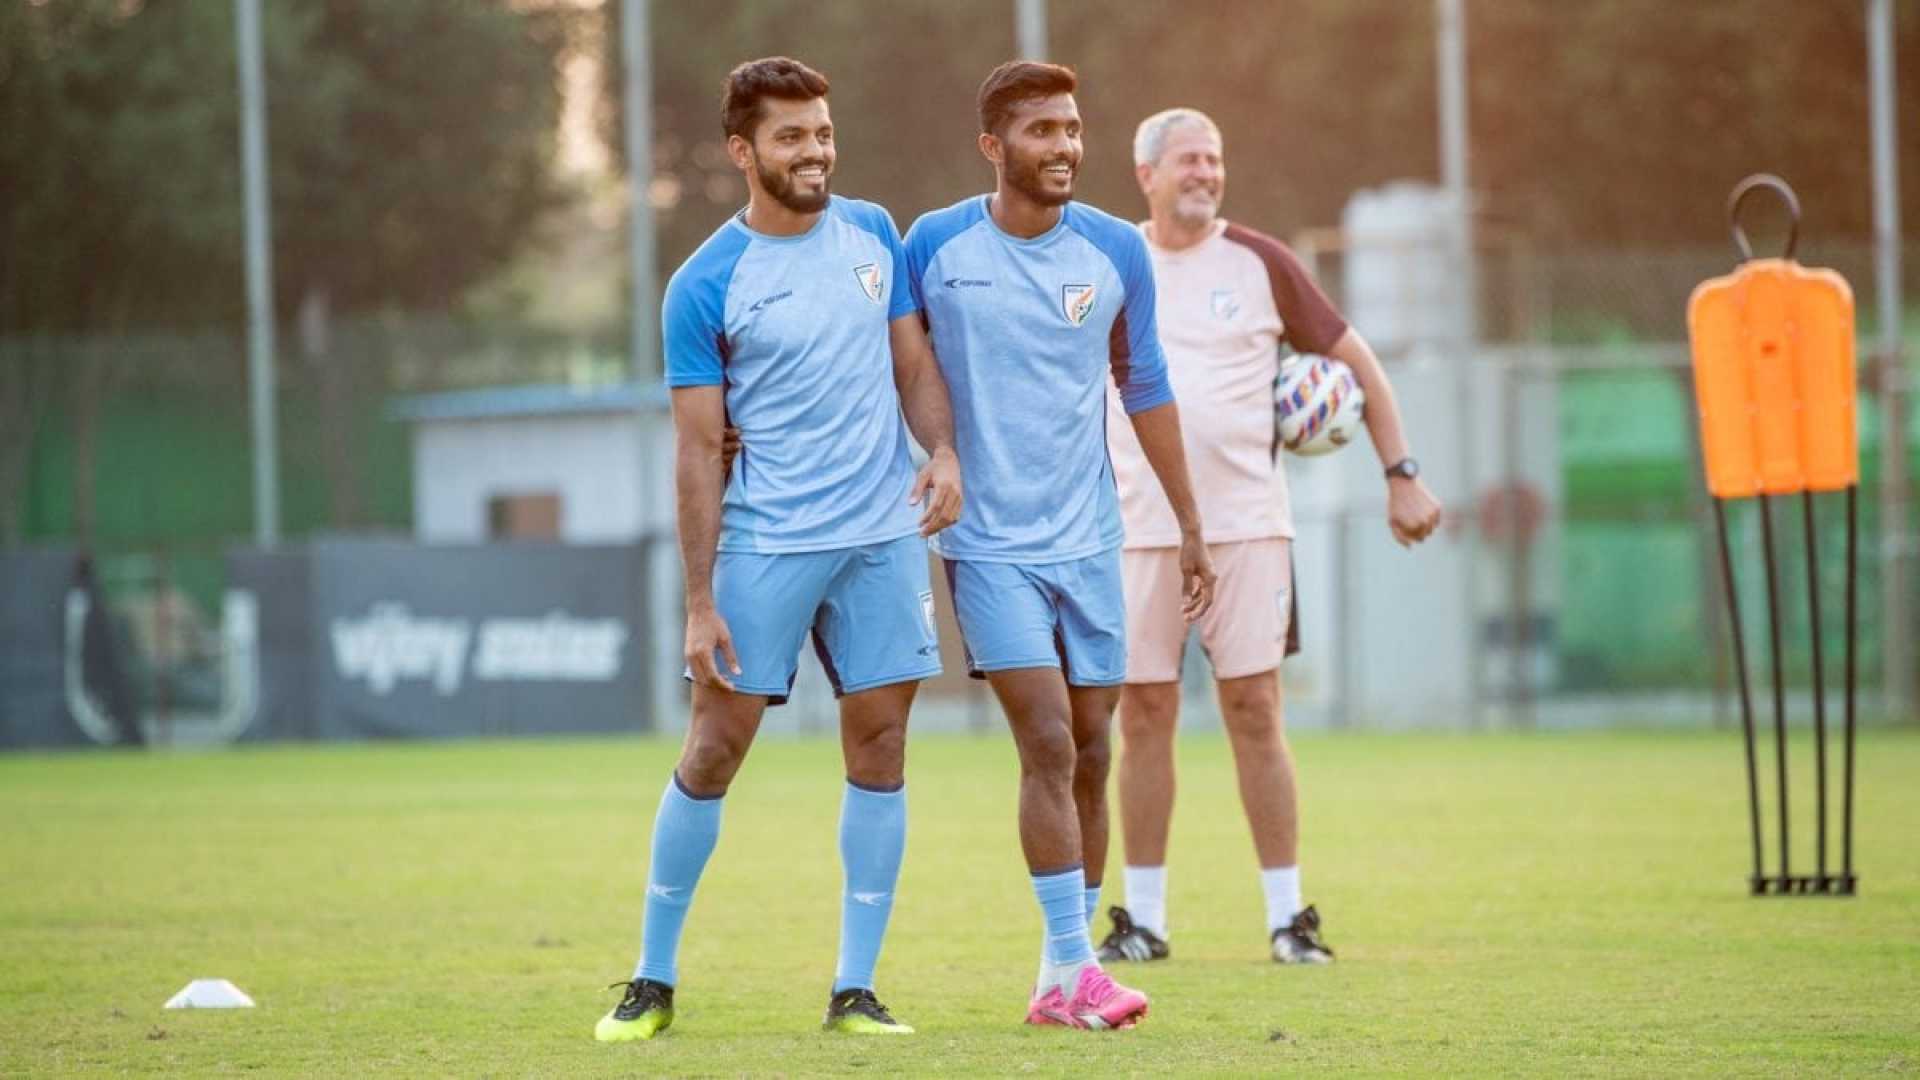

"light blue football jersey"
[904,196,1174,563]
[664,196,920,554]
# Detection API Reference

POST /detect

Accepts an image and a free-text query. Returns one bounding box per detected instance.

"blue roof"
[389,381,671,423]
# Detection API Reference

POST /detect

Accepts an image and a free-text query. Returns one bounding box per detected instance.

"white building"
[394,382,674,545]
[391,382,990,735]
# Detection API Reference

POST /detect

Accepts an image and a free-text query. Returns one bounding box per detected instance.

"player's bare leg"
[1116,682,1181,868]
[1100,681,1179,961]
[987,669,1082,870]
[1068,684,1121,890]
[1218,669,1330,963]
[839,680,914,790]
[1217,670,1296,867]
[988,668,1148,1029]
[824,681,917,1034]
[677,682,770,796]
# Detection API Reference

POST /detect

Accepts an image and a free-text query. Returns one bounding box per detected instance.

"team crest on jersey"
[1062,283,1097,327]
[1211,288,1241,321]
[853,262,885,304]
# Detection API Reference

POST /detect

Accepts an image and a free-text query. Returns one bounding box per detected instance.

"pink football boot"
[1024,965,1148,1030]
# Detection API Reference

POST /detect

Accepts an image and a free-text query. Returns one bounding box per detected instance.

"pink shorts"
[1121,538,1298,684]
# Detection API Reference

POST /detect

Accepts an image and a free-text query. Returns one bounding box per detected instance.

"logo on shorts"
[853,262,885,304]
[918,589,937,639]
[1211,288,1241,321]
[1276,586,1291,641]
[1062,283,1097,327]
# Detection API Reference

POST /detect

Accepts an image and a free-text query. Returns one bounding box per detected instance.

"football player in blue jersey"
[904,61,1216,1031]
[596,57,961,1043]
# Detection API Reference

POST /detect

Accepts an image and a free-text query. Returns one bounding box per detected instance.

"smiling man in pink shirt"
[1097,108,1442,966]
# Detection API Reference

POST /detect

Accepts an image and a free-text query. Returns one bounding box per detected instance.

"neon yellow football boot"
[822,988,914,1035]
[595,978,674,1042]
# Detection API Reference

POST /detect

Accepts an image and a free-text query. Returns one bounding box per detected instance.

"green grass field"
[4,729,1917,1076]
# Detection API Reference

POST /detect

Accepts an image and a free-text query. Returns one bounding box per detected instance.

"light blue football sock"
[833,779,907,994]
[633,774,723,986]
[1041,878,1108,986]
[1033,865,1093,968]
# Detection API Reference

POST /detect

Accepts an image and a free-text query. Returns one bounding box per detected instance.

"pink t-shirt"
[1107,219,1348,548]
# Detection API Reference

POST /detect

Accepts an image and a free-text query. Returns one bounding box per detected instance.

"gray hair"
[1132,108,1221,167]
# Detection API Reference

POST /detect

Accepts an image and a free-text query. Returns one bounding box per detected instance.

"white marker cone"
[163,979,256,1009]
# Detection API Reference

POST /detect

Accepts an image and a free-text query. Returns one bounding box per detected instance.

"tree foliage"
[610,0,1918,280]
[0,0,574,335]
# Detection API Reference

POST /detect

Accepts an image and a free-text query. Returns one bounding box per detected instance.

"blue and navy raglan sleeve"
[903,200,980,322]
[844,199,918,322]
[901,214,936,316]
[662,228,750,388]
[1081,211,1174,415]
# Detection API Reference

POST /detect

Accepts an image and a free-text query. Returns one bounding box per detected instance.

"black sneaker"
[1270,904,1334,964]
[594,978,674,1041]
[1095,905,1170,963]
[822,987,915,1034]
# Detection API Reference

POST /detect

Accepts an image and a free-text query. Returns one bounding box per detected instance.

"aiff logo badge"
[1062,283,1096,327]
[853,262,884,304]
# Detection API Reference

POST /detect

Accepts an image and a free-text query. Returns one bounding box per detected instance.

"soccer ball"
[1274,354,1366,457]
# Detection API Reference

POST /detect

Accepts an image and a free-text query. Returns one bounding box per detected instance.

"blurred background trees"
[2,0,1915,545]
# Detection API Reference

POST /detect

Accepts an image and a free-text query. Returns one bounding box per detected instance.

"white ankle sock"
[1042,957,1096,996]
[1261,865,1302,931]
[1123,864,1168,938]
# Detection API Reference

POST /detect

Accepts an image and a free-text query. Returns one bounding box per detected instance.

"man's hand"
[1388,477,1443,547]
[684,604,740,692]
[720,427,742,479]
[909,446,963,536]
[1178,532,1217,622]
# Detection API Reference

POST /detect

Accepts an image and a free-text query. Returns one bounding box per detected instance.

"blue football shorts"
[698,533,941,704]
[942,548,1127,687]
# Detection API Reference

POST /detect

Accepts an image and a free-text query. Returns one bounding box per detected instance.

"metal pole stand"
[1711,489,1858,897]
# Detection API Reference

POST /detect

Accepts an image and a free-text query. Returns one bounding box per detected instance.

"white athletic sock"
[1262,865,1302,931]
[1123,864,1168,938]
[1041,956,1097,997]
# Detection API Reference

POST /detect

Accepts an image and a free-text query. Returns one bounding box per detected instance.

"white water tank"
[1341,182,1476,350]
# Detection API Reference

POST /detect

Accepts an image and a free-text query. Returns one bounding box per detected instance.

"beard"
[755,156,832,214]
[1170,187,1220,228]
[1004,148,1077,208]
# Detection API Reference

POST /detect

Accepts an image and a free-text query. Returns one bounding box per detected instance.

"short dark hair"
[977,60,1077,135]
[722,57,830,140]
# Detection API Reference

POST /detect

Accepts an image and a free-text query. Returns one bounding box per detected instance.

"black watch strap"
[1385,457,1419,480]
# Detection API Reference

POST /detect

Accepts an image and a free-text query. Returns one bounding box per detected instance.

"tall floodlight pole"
[624,0,678,738]
[235,0,279,547]
[1436,0,1475,338]
[1016,0,1047,59]
[1867,0,1910,719]
[1437,0,1468,210]
[1437,0,1486,723]
[624,0,658,380]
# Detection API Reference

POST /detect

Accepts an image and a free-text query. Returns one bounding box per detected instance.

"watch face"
[1390,459,1419,479]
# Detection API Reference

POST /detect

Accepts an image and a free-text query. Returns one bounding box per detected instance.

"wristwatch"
[1385,457,1420,480]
